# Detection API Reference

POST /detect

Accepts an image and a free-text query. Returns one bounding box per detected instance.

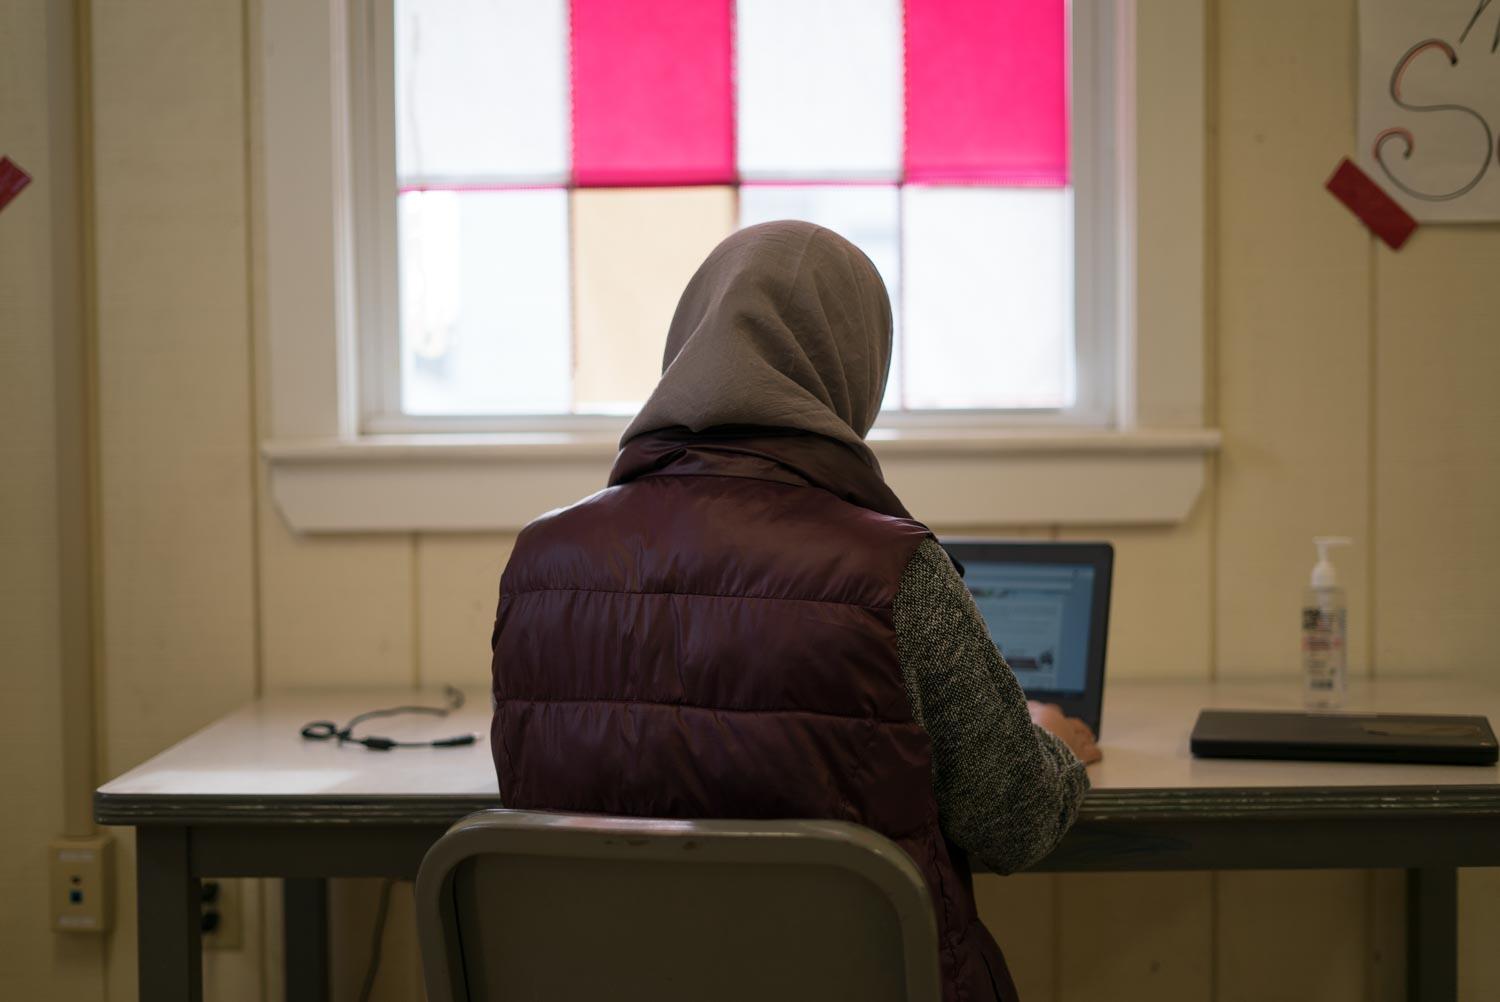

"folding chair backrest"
[415,809,942,1002]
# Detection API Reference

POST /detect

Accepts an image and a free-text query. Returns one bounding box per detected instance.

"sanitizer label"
[1302,606,1346,690]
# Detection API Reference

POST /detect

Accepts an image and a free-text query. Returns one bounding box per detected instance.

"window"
[358,0,1114,431]
[262,0,1226,534]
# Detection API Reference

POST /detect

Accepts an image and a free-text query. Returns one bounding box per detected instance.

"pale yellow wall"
[7,0,1500,999]
[1214,0,1375,680]
[0,2,108,998]
[87,0,266,998]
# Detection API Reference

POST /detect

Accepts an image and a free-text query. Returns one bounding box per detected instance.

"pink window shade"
[570,0,735,187]
[903,0,1069,186]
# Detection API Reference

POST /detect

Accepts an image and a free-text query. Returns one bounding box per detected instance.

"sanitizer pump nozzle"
[1310,536,1351,588]
[1303,536,1352,709]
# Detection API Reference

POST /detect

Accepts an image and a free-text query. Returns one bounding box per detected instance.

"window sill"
[262,427,1220,533]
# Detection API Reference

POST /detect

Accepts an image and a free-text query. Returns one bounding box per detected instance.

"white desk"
[97,677,1500,1002]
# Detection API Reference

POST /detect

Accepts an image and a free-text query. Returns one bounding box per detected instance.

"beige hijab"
[622,221,893,472]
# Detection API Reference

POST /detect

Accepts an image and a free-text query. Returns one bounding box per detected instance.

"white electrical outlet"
[49,835,114,933]
[202,878,245,950]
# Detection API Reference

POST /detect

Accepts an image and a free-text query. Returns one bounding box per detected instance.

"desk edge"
[94,784,1500,827]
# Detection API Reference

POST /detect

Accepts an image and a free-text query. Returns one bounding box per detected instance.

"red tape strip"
[1325,157,1416,250]
[0,156,32,214]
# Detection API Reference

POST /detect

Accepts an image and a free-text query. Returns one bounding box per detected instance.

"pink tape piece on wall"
[1325,157,1417,251]
[0,156,33,213]
[904,0,1069,186]
[570,0,734,187]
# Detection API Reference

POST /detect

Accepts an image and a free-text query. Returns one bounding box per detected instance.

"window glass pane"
[738,185,903,410]
[399,189,571,414]
[572,187,737,413]
[902,186,1074,409]
[386,2,1084,421]
[904,0,1069,185]
[395,0,570,183]
[735,0,902,180]
[571,0,734,186]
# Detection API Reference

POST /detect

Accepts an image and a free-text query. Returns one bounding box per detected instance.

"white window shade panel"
[398,189,571,414]
[395,0,570,183]
[734,0,903,180]
[902,186,1074,410]
[738,185,903,410]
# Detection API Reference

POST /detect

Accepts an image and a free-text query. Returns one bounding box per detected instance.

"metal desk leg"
[284,877,330,1002]
[137,826,203,1002]
[1407,867,1457,1002]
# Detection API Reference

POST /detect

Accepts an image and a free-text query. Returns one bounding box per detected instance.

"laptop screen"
[964,561,1097,695]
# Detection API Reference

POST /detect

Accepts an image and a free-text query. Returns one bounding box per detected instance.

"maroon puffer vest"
[491,430,1018,1002]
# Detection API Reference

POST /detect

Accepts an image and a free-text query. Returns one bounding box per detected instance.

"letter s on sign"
[1373,38,1494,202]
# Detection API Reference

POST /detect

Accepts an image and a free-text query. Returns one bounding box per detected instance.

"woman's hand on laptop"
[1029,701,1103,764]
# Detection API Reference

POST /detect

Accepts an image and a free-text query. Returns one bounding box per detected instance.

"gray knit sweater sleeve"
[893,538,1090,874]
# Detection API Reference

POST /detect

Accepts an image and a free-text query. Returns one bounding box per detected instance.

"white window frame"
[257,0,1219,533]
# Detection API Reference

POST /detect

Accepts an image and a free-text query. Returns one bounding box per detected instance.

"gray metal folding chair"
[414,809,942,1002]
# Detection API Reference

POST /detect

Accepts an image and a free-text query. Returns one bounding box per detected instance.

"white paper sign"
[1358,0,1500,222]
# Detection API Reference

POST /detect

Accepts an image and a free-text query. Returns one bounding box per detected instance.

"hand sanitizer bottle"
[1302,537,1351,709]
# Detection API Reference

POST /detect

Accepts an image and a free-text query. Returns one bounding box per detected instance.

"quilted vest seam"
[496,696,923,726]
[503,586,895,613]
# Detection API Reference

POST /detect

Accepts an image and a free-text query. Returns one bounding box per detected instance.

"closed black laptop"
[1190,709,1499,766]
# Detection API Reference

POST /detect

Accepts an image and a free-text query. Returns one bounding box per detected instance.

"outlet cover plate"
[49,834,114,933]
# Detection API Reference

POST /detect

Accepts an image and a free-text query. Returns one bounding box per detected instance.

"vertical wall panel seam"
[1204,0,1221,681]
[77,0,108,830]
[241,0,270,990]
[76,0,116,992]
[1366,238,1378,678]
[411,535,421,685]
[1362,869,1374,1002]
[242,0,268,990]
[1202,0,1220,433]
[1049,874,1062,1002]
[48,0,98,842]
[242,0,265,702]
[1209,871,1220,1001]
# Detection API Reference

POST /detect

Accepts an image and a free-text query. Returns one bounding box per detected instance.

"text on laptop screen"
[965,562,1096,694]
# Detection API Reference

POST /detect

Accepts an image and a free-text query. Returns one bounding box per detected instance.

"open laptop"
[940,541,1114,736]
